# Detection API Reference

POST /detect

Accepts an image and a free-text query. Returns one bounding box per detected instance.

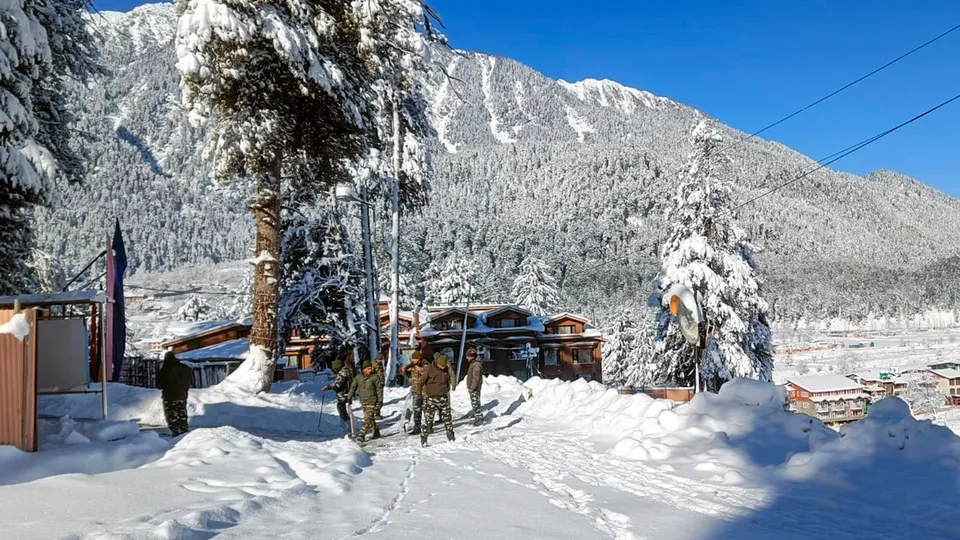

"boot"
[408,425,421,435]
[420,434,427,447]
[372,429,381,440]
[447,433,455,443]
[357,433,366,443]
[473,418,483,427]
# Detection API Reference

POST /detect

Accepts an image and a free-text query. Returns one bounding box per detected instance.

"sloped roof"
[481,305,533,319]
[177,338,249,360]
[0,290,108,307]
[930,368,960,380]
[787,374,864,393]
[541,312,590,325]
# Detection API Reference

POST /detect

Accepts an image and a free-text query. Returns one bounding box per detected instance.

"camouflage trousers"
[411,393,424,430]
[336,398,350,423]
[359,403,380,438]
[422,395,454,441]
[470,390,484,423]
[163,399,189,436]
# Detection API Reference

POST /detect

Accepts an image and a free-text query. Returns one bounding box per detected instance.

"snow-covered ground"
[4,372,960,539]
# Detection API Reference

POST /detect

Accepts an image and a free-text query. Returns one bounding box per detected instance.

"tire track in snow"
[337,457,419,539]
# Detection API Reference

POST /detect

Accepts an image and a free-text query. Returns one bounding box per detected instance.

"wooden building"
[416,304,604,383]
[787,374,869,426]
[928,368,960,405]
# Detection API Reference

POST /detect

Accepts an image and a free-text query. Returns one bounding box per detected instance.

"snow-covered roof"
[164,317,252,340]
[481,305,533,319]
[851,371,902,383]
[541,312,590,325]
[0,290,108,307]
[930,368,960,380]
[787,375,864,394]
[177,338,249,361]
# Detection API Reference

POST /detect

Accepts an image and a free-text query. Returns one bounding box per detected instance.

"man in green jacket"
[421,355,455,447]
[156,351,193,437]
[399,351,425,434]
[465,347,484,426]
[348,360,381,442]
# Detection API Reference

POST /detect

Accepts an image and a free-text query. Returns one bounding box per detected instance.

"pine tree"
[216,270,253,320]
[176,294,213,322]
[511,256,560,315]
[602,307,657,388]
[652,121,774,390]
[176,0,375,392]
[428,256,480,305]
[277,204,364,362]
[0,0,99,294]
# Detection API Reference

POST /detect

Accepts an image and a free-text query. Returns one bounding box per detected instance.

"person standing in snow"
[465,347,484,426]
[322,358,354,424]
[372,352,386,419]
[156,351,192,437]
[348,360,381,442]
[399,351,425,434]
[420,355,455,446]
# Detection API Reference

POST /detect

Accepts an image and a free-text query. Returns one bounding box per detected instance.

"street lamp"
[333,183,379,364]
[664,284,704,393]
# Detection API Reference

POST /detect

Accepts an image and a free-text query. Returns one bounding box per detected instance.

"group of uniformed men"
[323,347,485,447]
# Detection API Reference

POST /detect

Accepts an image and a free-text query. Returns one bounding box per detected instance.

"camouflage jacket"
[402,363,425,395]
[331,366,354,401]
[373,362,385,394]
[349,372,379,405]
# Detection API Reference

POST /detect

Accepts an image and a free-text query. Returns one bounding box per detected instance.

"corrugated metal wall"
[0,309,37,452]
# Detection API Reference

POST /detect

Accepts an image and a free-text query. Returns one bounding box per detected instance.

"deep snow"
[3,374,960,539]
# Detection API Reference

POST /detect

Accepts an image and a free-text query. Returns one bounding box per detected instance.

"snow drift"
[520,376,960,486]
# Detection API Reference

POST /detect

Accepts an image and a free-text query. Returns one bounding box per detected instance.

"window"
[449,319,463,330]
[497,318,518,328]
[557,325,576,334]
[477,346,493,363]
[573,349,593,364]
[543,350,558,366]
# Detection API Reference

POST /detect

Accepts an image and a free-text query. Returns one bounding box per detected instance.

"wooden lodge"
[412,304,605,383]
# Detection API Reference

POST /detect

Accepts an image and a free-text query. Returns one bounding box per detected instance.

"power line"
[666,21,960,178]
[726,91,960,214]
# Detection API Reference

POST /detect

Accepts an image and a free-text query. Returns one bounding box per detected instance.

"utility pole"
[388,97,402,385]
[357,186,379,360]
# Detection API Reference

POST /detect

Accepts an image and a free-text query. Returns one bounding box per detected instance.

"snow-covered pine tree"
[176,294,213,322]
[652,121,774,390]
[176,0,375,392]
[428,256,479,305]
[511,256,560,315]
[0,0,99,294]
[216,269,253,320]
[601,307,657,388]
[900,371,946,422]
[278,205,363,365]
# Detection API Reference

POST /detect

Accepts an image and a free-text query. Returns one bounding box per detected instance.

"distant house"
[787,375,869,425]
[929,361,960,371]
[928,368,960,405]
[848,371,907,401]
[416,304,604,383]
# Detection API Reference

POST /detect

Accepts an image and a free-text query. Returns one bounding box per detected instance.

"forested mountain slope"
[37,3,960,321]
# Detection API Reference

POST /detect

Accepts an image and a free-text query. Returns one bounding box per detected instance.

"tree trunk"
[249,159,282,393]
[388,98,402,385]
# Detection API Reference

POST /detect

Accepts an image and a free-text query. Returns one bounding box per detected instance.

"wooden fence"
[0,309,38,451]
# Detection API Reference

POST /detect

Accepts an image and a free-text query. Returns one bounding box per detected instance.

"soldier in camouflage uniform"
[399,351,425,434]
[465,347,484,426]
[156,351,193,437]
[420,355,455,447]
[372,352,385,419]
[322,359,354,423]
[347,360,381,442]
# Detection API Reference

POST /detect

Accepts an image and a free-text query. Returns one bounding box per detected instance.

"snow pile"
[0,428,170,486]
[0,313,31,340]
[520,377,672,434]
[217,344,271,394]
[783,397,960,481]
[40,416,141,446]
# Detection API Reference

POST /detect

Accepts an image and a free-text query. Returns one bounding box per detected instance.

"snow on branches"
[427,256,479,306]
[511,256,560,315]
[0,0,99,294]
[652,121,773,390]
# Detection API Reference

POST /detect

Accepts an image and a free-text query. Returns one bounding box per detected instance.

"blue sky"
[98,1,960,196]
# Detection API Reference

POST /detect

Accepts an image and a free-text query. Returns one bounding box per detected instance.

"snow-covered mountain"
[37,3,960,321]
